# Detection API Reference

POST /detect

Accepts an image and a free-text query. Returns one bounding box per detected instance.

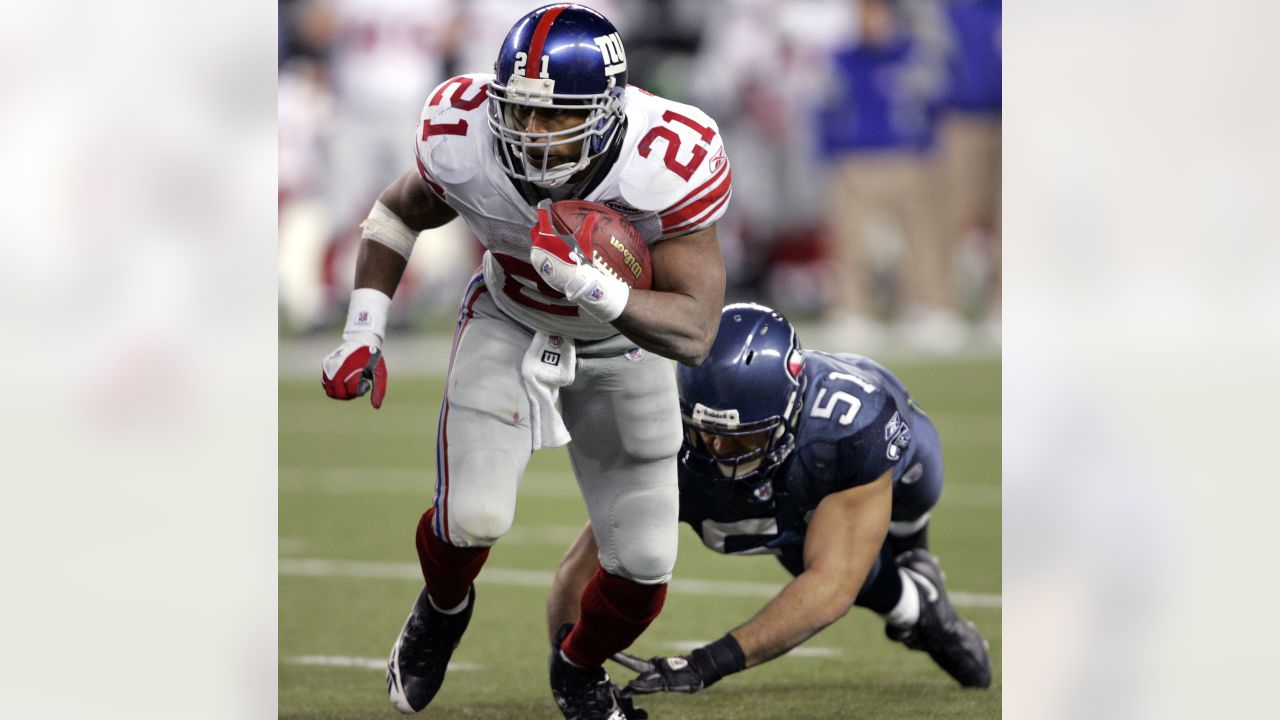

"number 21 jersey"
[414,73,732,340]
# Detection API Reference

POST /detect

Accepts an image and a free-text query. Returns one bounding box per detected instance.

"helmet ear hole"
[744,351,755,365]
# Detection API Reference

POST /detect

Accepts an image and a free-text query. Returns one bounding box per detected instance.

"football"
[549,200,653,291]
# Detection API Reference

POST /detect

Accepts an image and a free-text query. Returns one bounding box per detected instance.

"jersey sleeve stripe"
[660,169,732,230]
[525,6,568,77]
[659,161,730,218]
[661,188,732,238]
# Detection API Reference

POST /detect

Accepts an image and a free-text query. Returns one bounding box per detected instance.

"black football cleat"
[549,624,641,720]
[386,585,475,714]
[886,549,992,688]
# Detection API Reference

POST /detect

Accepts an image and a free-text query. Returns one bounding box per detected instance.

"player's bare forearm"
[728,473,892,667]
[355,170,460,297]
[547,522,599,643]
[613,225,725,366]
[354,241,410,298]
[729,570,855,667]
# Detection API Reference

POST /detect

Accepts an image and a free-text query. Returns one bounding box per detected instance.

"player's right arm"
[354,169,459,296]
[320,170,457,408]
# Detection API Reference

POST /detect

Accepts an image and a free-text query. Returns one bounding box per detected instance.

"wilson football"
[549,200,653,291]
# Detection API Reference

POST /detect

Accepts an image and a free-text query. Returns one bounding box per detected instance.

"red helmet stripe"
[526,5,568,78]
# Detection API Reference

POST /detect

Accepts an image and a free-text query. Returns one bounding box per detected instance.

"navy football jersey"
[679,352,920,557]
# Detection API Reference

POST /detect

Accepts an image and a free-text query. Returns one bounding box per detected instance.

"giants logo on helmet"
[593,32,627,76]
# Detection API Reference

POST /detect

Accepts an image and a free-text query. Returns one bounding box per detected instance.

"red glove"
[322,342,387,409]
[529,200,629,322]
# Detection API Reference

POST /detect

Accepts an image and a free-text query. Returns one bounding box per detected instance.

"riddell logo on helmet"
[693,403,740,428]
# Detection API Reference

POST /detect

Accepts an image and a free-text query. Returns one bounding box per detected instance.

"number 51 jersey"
[413,73,732,340]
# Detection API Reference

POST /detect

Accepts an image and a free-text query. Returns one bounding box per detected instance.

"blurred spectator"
[938,0,1001,334]
[816,0,958,351]
[687,0,855,316]
[278,0,470,332]
[278,58,335,331]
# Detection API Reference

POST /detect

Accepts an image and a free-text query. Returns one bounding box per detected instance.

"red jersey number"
[421,77,489,139]
[638,111,717,181]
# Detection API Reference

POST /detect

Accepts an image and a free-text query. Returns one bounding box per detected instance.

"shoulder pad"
[615,88,731,239]
[414,73,493,191]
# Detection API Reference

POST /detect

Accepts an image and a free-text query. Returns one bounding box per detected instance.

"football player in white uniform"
[320,4,731,719]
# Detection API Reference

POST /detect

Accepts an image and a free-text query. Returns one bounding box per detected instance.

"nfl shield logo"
[590,287,604,301]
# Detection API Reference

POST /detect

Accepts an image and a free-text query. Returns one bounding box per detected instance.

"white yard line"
[285,655,479,672]
[280,558,1002,609]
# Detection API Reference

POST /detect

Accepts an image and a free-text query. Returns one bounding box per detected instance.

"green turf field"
[280,358,1000,719]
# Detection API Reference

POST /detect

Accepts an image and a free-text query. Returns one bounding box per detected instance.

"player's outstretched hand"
[321,341,387,408]
[613,652,708,695]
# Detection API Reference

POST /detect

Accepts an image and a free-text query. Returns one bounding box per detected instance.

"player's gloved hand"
[614,634,746,697]
[529,199,629,323]
[613,653,708,695]
[321,288,391,408]
[322,342,386,408]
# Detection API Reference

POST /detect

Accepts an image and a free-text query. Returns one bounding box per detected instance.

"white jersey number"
[809,372,876,425]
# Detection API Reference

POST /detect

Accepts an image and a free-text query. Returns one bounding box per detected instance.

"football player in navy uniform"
[548,303,991,699]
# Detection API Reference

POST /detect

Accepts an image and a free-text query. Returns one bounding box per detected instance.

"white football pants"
[429,274,682,584]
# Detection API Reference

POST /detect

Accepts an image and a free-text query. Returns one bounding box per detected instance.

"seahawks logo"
[884,412,911,461]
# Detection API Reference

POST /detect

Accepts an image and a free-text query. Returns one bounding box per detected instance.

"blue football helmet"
[488,4,629,188]
[677,304,807,492]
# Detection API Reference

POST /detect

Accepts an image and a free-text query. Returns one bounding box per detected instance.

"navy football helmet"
[677,304,807,493]
[488,4,628,188]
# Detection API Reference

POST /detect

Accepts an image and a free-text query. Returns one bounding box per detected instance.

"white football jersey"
[413,73,732,340]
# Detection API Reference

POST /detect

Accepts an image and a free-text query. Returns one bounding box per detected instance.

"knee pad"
[437,407,526,547]
[601,484,679,584]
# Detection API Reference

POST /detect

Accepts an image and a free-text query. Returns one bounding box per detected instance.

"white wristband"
[342,288,392,346]
[564,265,630,324]
[360,201,418,260]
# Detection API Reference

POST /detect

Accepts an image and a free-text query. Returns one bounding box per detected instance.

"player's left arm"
[611,224,725,366]
[619,469,892,695]
[729,469,892,666]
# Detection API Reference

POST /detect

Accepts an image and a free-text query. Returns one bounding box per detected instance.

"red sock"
[415,508,489,609]
[561,567,667,667]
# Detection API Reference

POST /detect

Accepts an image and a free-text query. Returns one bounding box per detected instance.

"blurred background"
[277,0,1001,357]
